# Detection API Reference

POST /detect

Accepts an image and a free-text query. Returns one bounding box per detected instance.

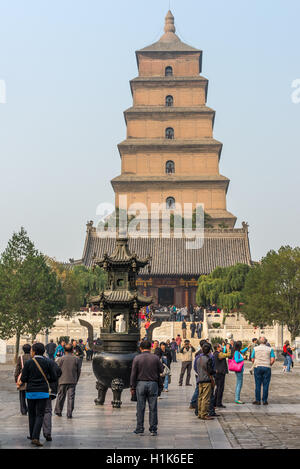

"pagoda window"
[166,95,173,107]
[166,160,175,174]
[166,197,175,209]
[165,66,173,76]
[165,127,174,139]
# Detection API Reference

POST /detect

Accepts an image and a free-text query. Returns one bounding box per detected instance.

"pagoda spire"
[159,10,180,43]
[164,10,175,33]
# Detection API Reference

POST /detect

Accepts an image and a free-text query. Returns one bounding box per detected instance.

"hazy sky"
[0,0,299,262]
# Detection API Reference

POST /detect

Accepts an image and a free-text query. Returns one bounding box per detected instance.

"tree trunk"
[288,324,300,342]
[290,329,298,342]
[14,332,20,364]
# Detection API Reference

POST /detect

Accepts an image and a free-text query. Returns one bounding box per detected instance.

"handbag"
[160,363,171,378]
[228,358,244,373]
[32,357,56,399]
[16,355,24,390]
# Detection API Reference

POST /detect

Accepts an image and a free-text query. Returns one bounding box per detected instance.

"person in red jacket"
[283,341,295,372]
[175,334,182,352]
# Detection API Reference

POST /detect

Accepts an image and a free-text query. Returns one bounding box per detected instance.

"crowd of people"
[129,335,281,434]
[139,304,207,323]
[13,333,295,444]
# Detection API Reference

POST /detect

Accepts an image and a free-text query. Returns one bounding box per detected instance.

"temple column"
[185,285,189,308]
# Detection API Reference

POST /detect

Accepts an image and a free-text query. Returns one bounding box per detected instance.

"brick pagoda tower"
[78,11,251,307]
[111,10,236,228]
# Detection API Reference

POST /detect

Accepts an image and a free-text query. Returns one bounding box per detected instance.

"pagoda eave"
[111,174,230,187]
[118,139,223,159]
[123,107,215,124]
[89,292,152,306]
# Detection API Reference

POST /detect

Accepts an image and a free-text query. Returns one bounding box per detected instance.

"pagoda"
[112,10,236,228]
[77,11,251,307]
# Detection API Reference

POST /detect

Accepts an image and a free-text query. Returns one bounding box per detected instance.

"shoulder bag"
[32,357,56,399]
[228,355,244,373]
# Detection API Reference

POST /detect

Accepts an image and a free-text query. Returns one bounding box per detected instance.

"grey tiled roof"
[81,230,251,277]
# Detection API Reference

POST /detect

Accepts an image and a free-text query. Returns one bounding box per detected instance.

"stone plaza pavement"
[0,358,300,449]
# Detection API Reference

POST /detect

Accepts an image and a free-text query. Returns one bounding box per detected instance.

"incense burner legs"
[92,351,138,408]
[95,381,108,406]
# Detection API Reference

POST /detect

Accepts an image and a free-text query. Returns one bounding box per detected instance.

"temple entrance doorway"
[158,287,174,306]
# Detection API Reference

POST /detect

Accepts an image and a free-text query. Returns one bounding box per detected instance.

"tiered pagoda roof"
[93,237,150,272]
[90,290,152,306]
[136,10,201,54]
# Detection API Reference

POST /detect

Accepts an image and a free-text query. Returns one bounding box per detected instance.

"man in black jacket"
[130,340,164,436]
[190,321,196,338]
[213,343,231,408]
[152,340,162,359]
[45,339,57,360]
[20,342,57,447]
[160,342,172,368]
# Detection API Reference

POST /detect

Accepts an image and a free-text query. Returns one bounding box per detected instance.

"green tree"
[47,260,107,312]
[196,263,251,321]
[72,264,107,305]
[17,256,65,341]
[242,246,300,340]
[46,259,82,316]
[0,228,65,361]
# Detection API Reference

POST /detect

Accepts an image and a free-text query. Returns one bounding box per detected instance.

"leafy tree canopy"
[242,246,300,340]
[196,263,251,313]
[46,260,107,314]
[0,228,65,360]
